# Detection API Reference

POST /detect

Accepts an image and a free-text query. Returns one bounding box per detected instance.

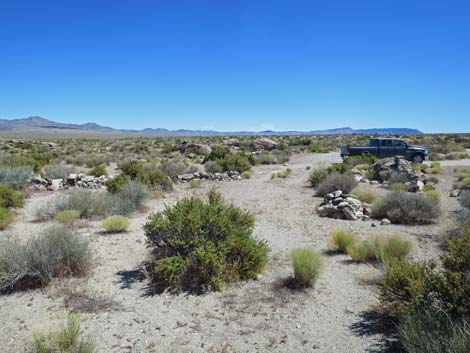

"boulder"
[251,138,278,151]
[370,156,418,183]
[48,179,62,191]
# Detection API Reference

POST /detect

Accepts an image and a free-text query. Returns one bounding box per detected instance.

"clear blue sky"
[1,1,469,132]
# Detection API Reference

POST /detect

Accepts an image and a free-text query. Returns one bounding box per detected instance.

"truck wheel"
[411,154,424,164]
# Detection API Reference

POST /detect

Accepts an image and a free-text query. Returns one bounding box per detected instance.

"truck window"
[392,140,406,147]
[381,140,392,146]
[369,139,379,146]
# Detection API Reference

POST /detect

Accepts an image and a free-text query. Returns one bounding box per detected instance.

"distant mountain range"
[0,116,423,135]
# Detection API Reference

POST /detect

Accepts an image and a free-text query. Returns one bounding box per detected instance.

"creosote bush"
[102,215,130,233]
[0,184,24,208]
[327,229,358,253]
[316,173,357,196]
[372,191,441,224]
[0,165,33,188]
[0,225,90,293]
[290,248,322,288]
[55,210,80,226]
[144,190,269,293]
[32,313,95,353]
[308,165,329,187]
[0,207,14,230]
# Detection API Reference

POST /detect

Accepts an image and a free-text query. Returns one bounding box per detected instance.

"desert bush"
[423,184,436,191]
[351,187,377,203]
[371,191,441,224]
[343,153,378,167]
[158,158,187,176]
[0,165,33,188]
[412,163,428,173]
[327,229,358,253]
[218,152,252,173]
[205,160,224,173]
[316,173,357,196]
[137,168,173,191]
[105,174,130,193]
[389,182,408,191]
[459,191,470,209]
[373,235,413,263]
[32,313,95,353]
[0,184,24,208]
[256,152,276,165]
[144,190,269,293]
[55,210,80,226]
[425,190,442,202]
[347,240,376,262]
[290,248,322,288]
[0,207,14,230]
[119,160,144,179]
[43,164,76,179]
[110,180,149,215]
[242,171,252,179]
[271,168,292,179]
[87,164,107,176]
[459,176,470,189]
[0,225,90,293]
[398,308,470,353]
[189,179,202,188]
[63,189,110,219]
[430,162,442,174]
[204,145,231,162]
[102,215,130,233]
[355,163,369,171]
[308,165,329,187]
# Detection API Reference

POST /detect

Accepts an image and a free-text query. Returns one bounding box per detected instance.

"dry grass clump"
[0,207,15,230]
[271,168,292,179]
[0,225,90,293]
[32,314,95,353]
[327,229,358,253]
[346,235,412,263]
[43,164,76,179]
[290,248,323,288]
[351,187,377,203]
[316,173,357,196]
[102,215,130,233]
[188,179,202,188]
[55,210,80,226]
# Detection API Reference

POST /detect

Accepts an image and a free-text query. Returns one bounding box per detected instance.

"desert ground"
[1,149,468,353]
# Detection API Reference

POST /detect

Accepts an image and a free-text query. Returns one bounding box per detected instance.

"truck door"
[379,139,395,157]
[392,139,407,157]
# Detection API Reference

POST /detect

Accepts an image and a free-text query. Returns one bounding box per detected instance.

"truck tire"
[411,153,424,164]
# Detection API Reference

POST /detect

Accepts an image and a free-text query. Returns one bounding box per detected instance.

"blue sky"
[1,1,469,132]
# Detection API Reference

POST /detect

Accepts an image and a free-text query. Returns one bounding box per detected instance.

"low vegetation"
[351,187,377,203]
[55,210,80,226]
[0,184,24,208]
[102,215,130,233]
[316,173,357,196]
[290,248,322,288]
[144,190,269,293]
[327,229,358,253]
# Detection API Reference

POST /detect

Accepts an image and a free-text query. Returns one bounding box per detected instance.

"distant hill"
[0,116,423,135]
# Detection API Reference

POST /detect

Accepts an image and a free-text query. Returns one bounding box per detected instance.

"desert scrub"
[102,215,130,233]
[110,180,149,215]
[218,152,252,173]
[308,165,329,187]
[32,313,95,353]
[389,182,408,191]
[347,240,376,262]
[204,160,224,173]
[62,189,111,219]
[242,171,252,179]
[43,164,76,179]
[430,161,442,174]
[327,229,358,253]
[188,179,202,188]
[459,191,470,209]
[290,248,322,288]
[0,165,33,188]
[55,210,80,226]
[373,235,413,263]
[371,191,441,224]
[0,225,90,293]
[144,190,269,293]
[87,164,107,176]
[0,207,15,230]
[316,173,357,196]
[425,190,442,202]
[271,168,292,179]
[0,184,24,208]
[398,308,470,353]
[158,158,187,176]
[351,187,377,203]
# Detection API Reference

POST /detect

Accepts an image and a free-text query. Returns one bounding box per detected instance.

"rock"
[371,180,379,185]
[380,218,391,225]
[370,156,420,183]
[362,215,370,221]
[416,180,425,192]
[178,141,212,155]
[342,206,358,220]
[48,179,62,191]
[250,137,278,151]
[224,138,240,147]
[317,189,363,221]
[450,190,461,197]
[31,174,46,185]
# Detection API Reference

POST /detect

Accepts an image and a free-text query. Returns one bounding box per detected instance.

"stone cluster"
[317,190,371,221]
[29,173,108,191]
[174,171,244,183]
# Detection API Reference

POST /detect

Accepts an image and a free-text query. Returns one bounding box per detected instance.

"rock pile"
[177,141,212,155]
[250,138,278,151]
[317,190,371,221]
[174,171,244,183]
[29,173,108,191]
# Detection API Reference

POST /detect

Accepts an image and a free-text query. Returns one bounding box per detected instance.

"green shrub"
[371,191,441,224]
[343,153,378,167]
[219,153,252,173]
[413,163,428,173]
[119,160,145,179]
[430,162,442,174]
[355,164,370,171]
[43,164,76,179]
[189,179,202,188]
[137,168,173,191]
[290,248,323,288]
[425,190,442,202]
[105,174,130,193]
[351,187,377,203]
[204,145,231,162]
[347,240,376,262]
[327,229,358,253]
[0,207,14,230]
[110,180,149,215]
[373,235,413,263]
[379,259,436,319]
[242,171,252,179]
[398,308,470,353]
[144,190,269,293]
[0,184,24,208]
[0,165,33,188]
[102,215,130,233]
[389,182,408,191]
[158,158,187,176]
[32,313,95,353]
[308,165,329,187]
[87,164,107,176]
[316,173,357,196]
[0,225,90,293]
[423,184,436,191]
[205,160,224,173]
[55,210,80,226]
[459,176,470,189]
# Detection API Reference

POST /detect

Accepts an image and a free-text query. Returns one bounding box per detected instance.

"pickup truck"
[341,138,429,163]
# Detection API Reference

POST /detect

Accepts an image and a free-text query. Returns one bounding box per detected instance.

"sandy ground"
[0,152,465,353]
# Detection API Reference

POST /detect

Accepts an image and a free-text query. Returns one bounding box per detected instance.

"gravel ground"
[0,152,464,353]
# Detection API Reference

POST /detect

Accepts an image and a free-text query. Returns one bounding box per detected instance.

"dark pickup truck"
[341,138,429,163]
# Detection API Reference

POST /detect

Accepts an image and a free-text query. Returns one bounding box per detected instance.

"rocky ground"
[0,152,467,353]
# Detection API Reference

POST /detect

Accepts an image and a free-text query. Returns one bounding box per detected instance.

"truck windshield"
[369,139,379,146]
